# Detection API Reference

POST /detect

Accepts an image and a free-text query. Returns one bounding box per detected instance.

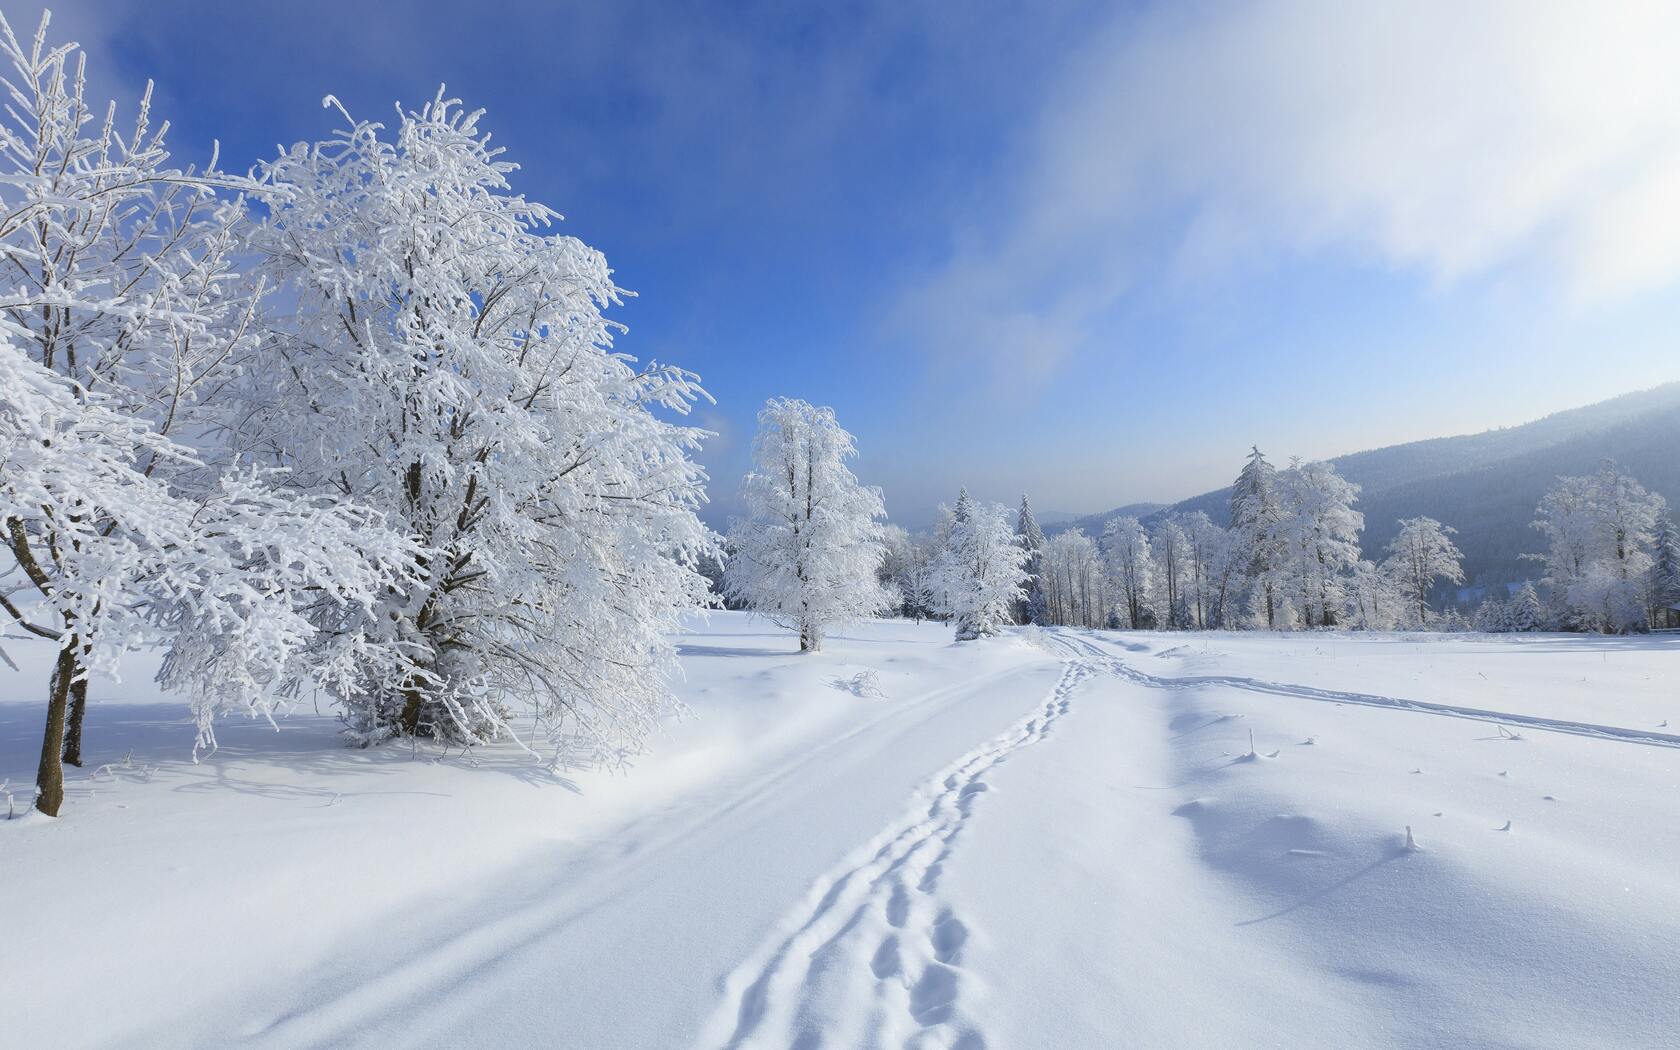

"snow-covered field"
[4,614,1678,1048]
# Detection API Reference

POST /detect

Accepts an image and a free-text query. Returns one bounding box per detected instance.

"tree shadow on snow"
[0,701,583,805]
[676,642,797,659]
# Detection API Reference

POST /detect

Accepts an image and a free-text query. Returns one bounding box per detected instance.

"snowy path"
[698,660,1090,1049]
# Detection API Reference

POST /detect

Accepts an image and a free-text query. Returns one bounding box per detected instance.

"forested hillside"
[1068,384,1680,588]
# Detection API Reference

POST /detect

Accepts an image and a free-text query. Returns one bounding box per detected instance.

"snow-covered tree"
[1383,517,1465,627]
[1152,517,1192,629]
[0,10,253,777]
[1531,462,1666,633]
[247,91,716,760]
[1230,447,1286,628]
[1529,475,1594,597]
[1472,592,1510,633]
[878,525,910,617]
[725,399,888,652]
[880,525,941,622]
[924,502,958,620]
[1277,459,1363,628]
[935,490,1029,640]
[1653,512,1680,622]
[1041,528,1104,628]
[1102,516,1156,629]
[1,338,411,815]
[1508,581,1545,632]
[0,15,414,814]
[1184,512,1238,629]
[1015,495,1049,626]
[1345,559,1402,630]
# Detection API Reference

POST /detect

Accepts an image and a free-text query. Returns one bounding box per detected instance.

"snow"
[5,616,1679,1048]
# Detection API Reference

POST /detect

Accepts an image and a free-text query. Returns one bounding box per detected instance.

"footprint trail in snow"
[699,660,1090,1050]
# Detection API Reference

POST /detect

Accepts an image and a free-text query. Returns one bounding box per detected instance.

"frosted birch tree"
[1383,517,1465,627]
[246,91,716,760]
[725,399,888,652]
[1042,528,1104,628]
[1152,517,1192,629]
[1102,516,1155,629]
[1183,512,1234,629]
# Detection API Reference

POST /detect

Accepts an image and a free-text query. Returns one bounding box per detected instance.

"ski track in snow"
[1052,632,1680,750]
[701,660,1090,1050]
[229,661,1048,1050]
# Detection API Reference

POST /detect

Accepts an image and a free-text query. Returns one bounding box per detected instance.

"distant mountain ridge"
[1063,382,1680,588]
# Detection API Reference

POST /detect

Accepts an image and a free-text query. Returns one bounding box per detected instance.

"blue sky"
[39,0,1680,526]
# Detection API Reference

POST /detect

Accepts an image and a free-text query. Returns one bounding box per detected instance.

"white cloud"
[902,0,1680,376]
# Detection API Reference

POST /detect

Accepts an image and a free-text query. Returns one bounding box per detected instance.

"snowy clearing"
[4,615,1679,1048]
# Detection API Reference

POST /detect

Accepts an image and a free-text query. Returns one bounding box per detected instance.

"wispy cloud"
[899,0,1680,383]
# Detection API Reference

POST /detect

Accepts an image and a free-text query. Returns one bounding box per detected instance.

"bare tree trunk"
[36,644,75,817]
[61,652,89,766]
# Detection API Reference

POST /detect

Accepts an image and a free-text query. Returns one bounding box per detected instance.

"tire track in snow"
[1054,631,1680,750]
[699,660,1089,1050]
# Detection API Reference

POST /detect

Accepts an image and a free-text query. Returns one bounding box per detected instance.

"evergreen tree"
[936,490,1030,640]
[1473,593,1511,633]
[1648,512,1680,620]
[1508,581,1546,632]
[1015,496,1049,625]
